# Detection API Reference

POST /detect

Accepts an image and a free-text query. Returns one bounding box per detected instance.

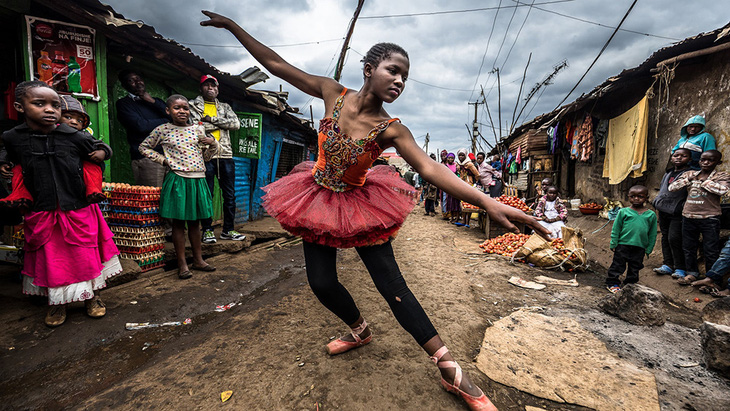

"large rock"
[477,310,660,411]
[701,321,730,377]
[702,298,730,326]
[598,283,666,326]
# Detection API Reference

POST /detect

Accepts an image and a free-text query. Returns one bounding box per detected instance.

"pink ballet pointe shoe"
[430,346,498,411]
[326,319,372,355]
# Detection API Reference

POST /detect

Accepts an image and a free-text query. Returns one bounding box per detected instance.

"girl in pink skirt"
[0,81,121,327]
[202,11,548,411]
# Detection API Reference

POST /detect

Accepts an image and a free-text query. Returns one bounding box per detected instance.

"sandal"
[430,346,497,411]
[677,275,698,285]
[699,285,719,295]
[178,269,192,279]
[326,319,372,355]
[710,288,730,298]
[191,263,216,272]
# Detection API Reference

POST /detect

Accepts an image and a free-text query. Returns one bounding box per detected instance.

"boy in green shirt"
[606,185,658,293]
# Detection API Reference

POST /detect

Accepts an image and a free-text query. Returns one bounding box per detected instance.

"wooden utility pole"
[423,132,430,153]
[334,0,366,81]
[494,68,502,140]
[510,53,531,134]
[467,100,483,153]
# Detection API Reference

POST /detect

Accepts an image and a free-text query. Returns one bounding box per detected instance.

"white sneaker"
[220,230,246,241]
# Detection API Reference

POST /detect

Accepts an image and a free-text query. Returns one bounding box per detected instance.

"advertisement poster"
[232,112,263,159]
[26,16,98,97]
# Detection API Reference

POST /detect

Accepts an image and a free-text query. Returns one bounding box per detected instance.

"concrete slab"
[476,310,660,411]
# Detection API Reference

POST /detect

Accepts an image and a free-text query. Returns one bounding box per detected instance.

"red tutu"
[262,161,417,248]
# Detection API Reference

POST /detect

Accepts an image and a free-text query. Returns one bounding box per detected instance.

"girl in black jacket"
[0,81,121,327]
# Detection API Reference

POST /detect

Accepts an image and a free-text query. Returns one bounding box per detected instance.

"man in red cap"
[190,74,244,243]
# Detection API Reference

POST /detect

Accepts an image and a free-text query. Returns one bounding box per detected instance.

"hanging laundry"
[516,146,522,164]
[570,117,582,159]
[595,119,609,149]
[577,113,594,162]
[547,126,554,154]
[551,122,560,154]
[565,120,574,145]
[602,95,649,184]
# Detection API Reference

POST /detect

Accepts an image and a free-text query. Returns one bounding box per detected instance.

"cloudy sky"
[104,0,729,155]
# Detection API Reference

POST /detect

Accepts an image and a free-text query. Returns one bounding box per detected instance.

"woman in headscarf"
[454,149,480,226]
[455,148,479,184]
[439,150,449,215]
[442,153,462,222]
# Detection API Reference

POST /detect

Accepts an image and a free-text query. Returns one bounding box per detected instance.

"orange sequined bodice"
[312,88,399,192]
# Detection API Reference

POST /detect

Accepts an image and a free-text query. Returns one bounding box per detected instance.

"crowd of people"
[403,149,505,228]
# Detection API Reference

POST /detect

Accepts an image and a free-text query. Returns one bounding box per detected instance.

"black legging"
[302,240,438,346]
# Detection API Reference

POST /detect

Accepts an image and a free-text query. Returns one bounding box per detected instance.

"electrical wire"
[552,0,639,110]
[512,0,680,41]
[179,38,345,48]
[468,0,503,102]
[499,0,535,71]
[359,0,573,19]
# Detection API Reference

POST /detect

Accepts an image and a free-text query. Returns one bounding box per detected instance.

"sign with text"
[26,16,98,97]
[232,112,263,159]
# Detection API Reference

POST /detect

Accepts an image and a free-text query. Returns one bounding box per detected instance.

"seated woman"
[534,186,567,239]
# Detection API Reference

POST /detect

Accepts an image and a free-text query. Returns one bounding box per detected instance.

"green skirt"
[160,172,213,221]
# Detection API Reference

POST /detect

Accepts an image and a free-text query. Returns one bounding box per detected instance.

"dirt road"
[0,209,727,410]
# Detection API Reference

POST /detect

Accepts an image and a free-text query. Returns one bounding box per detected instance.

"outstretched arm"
[200,11,341,101]
[387,124,550,237]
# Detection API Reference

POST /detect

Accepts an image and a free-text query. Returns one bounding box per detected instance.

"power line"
[468,0,503,102]
[499,0,535,71]
[512,0,680,41]
[409,78,473,92]
[179,38,344,49]
[552,0,639,110]
[359,0,573,19]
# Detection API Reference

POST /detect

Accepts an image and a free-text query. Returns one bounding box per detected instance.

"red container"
[579,206,601,215]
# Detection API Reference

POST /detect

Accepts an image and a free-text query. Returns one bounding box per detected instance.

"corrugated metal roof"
[34,0,315,134]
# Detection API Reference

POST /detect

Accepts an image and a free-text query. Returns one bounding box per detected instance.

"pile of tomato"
[579,202,602,210]
[461,202,480,210]
[496,195,531,212]
[550,238,578,260]
[480,233,530,256]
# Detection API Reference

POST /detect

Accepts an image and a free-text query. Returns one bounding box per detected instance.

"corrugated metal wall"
[233,157,253,224]
[229,113,313,224]
[250,116,283,220]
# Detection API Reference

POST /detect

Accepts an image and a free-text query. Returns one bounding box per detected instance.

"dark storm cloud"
[103,0,729,154]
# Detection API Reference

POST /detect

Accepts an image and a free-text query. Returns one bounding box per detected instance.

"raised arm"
[200,11,341,101]
[385,124,549,237]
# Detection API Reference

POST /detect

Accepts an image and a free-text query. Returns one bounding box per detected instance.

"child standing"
[1,95,110,207]
[423,180,438,216]
[534,186,567,239]
[139,95,218,279]
[670,150,730,285]
[202,10,549,411]
[652,148,691,278]
[672,115,716,169]
[606,185,657,293]
[0,81,121,326]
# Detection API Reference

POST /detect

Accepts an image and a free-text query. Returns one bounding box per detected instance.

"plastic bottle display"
[51,51,68,92]
[66,56,81,93]
[37,51,53,85]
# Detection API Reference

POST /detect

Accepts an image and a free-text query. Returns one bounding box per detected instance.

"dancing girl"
[201,10,548,410]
